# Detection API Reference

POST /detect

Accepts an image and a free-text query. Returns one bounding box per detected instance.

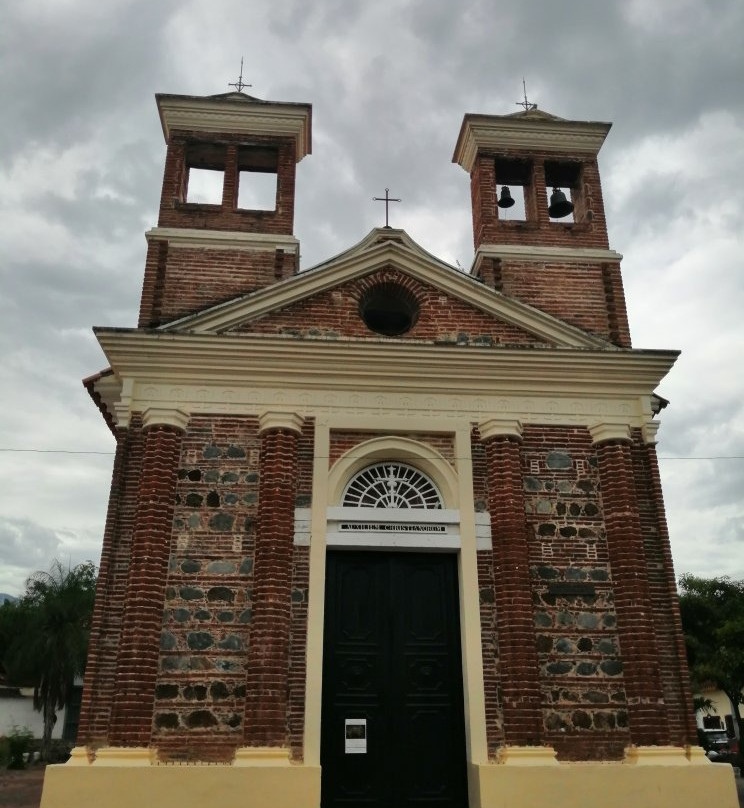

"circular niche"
[359,282,420,336]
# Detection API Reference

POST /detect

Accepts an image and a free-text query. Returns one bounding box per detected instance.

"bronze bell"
[548,187,574,218]
[497,186,515,209]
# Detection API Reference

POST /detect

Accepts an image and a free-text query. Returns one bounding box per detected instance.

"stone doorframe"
[302,421,489,769]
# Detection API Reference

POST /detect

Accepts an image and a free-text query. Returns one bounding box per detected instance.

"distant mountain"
[0,592,18,604]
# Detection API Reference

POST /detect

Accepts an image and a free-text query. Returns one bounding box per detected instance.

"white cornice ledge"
[589,422,632,445]
[145,228,299,253]
[473,244,622,269]
[495,746,559,766]
[453,114,611,173]
[142,407,190,431]
[157,95,311,161]
[233,747,292,766]
[258,411,304,435]
[478,418,523,441]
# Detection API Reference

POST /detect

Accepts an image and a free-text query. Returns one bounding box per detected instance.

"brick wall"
[329,429,456,470]
[240,267,543,345]
[138,242,295,327]
[476,258,631,346]
[78,419,144,746]
[470,151,610,251]
[110,423,184,747]
[157,133,297,234]
[631,432,697,746]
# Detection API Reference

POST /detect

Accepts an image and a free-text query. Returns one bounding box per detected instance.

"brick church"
[41,90,737,808]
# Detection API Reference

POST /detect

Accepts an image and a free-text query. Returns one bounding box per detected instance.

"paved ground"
[0,766,46,808]
[0,763,742,808]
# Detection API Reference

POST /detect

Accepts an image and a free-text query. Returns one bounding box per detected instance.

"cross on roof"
[372,188,402,228]
[516,77,537,112]
[229,58,252,93]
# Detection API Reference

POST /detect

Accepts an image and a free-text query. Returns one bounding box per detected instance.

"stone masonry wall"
[149,415,314,762]
[152,415,261,762]
[520,426,629,760]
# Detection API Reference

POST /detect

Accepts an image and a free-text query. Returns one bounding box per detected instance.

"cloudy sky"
[1,0,742,596]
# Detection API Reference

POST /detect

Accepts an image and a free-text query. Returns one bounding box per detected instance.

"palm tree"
[3,561,97,760]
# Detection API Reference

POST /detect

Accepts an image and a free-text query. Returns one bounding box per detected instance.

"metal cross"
[372,188,402,228]
[229,58,252,93]
[516,77,536,112]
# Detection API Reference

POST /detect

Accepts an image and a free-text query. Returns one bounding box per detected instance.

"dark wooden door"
[321,552,468,808]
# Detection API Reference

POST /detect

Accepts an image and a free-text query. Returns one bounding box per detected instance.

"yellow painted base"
[471,756,738,808]
[41,746,738,808]
[40,749,321,808]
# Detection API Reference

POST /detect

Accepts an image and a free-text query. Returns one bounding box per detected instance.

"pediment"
[161,228,612,350]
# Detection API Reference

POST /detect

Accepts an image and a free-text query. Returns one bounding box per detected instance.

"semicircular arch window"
[342,462,443,509]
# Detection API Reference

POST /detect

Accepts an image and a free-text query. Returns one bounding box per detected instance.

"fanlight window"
[342,463,443,509]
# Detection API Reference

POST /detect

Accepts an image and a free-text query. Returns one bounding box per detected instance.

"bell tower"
[139,92,312,327]
[453,108,631,347]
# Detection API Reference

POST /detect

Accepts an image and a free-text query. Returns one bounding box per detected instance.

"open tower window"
[185,142,225,204]
[237,145,278,211]
[495,157,531,221]
[545,160,581,222]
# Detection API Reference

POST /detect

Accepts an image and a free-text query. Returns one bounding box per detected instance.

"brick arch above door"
[327,435,459,509]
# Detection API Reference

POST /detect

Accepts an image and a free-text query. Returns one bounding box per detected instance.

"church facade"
[41,90,737,808]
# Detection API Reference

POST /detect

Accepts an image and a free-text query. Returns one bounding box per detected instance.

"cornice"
[473,244,622,270]
[162,238,608,349]
[453,114,611,173]
[145,227,299,253]
[93,330,678,401]
[156,94,312,161]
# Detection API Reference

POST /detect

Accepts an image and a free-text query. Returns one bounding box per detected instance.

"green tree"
[679,574,744,759]
[1,561,97,760]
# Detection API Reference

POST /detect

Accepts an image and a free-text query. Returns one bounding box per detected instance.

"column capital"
[589,421,631,445]
[142,406,189,431]
[479,418,523,442]
[641,420,661,445]
[258,411,304,436]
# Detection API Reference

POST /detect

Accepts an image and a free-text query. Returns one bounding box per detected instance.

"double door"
[321,551,468,807]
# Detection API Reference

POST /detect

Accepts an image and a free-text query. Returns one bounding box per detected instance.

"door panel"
[321,552,468,808]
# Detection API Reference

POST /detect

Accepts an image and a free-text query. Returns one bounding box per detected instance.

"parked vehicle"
[702,729,739,765]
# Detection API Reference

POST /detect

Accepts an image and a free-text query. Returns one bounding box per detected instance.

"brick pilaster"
[242,412,304,747]
[109,415,186,746]
[481,420,543,746]
[640,425,698,745]
[592,425,669,746]
[78,427,129,745]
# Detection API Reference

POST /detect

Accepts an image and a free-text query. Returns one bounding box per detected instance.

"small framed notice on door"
[344,718,367,754]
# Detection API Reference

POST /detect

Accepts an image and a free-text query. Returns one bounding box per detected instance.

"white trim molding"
[453,112,611,173]
[589,421,632,445]
[145,228,299,254]
[258,410,304,435]
[156,93,312,160]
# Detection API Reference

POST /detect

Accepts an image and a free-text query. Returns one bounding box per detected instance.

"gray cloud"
[1,0,742,592]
